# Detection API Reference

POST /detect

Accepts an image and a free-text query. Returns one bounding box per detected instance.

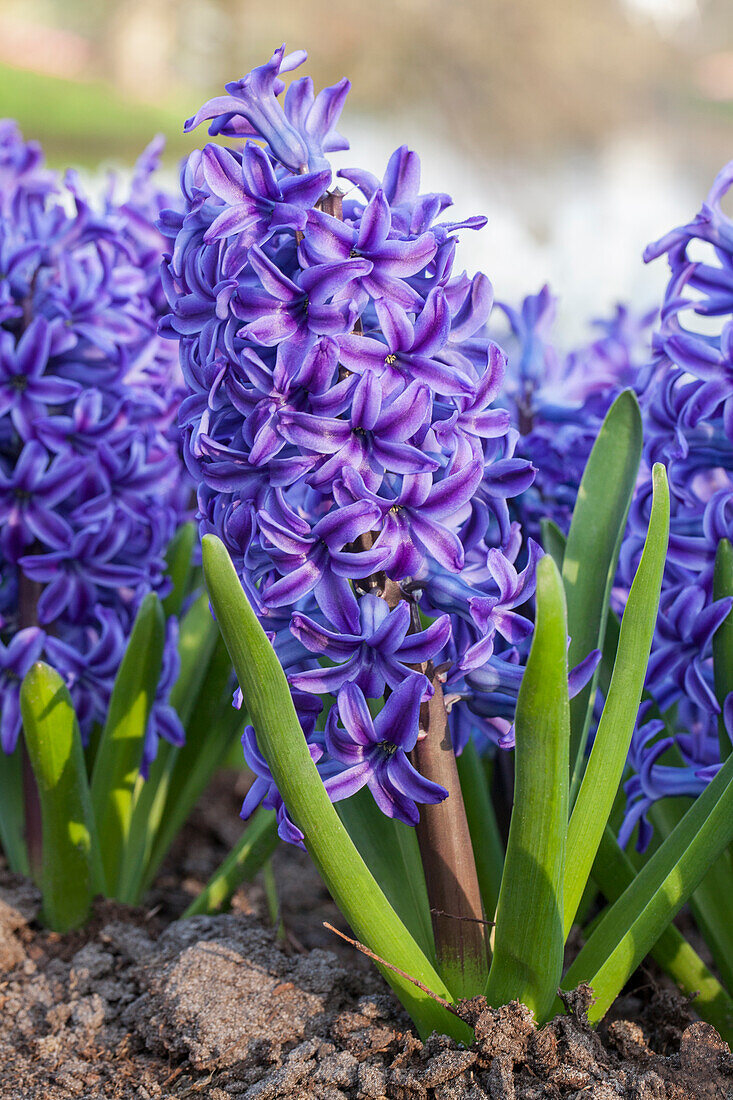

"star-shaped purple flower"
[288,592,451,698]
[324,677,448,826]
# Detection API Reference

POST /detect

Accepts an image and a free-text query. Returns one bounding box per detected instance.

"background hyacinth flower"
[0,125,236,927]
[497,286,656,541]
[0,124,191,762]
[614,161,733,847]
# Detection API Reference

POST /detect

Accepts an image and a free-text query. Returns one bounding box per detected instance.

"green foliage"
[90,592,166,895]
[486,555,569,1020]
[20,663,102,931]
[562,750,733,1022]
[564,463,669,934]
[561,389,643,799]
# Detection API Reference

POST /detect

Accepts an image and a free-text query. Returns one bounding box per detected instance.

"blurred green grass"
[0,62,196,167]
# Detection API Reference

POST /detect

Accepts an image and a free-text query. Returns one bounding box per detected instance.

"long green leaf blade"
[0,745,29,875]
[20,662,103,931]
[563,390,643,798]
[713,538,733,762]
[202,534,470,1042]
[162,522,196,618]
[337,787,436,962]
[117,592,221,901]
[91,592,165,896]
[184,807,280,917]
[652,798,733,995]
[540,517,566,569]
[486,555,569,1021]
[592,827,733,1043]
[561,749,733,1022]
[564,463,669,934]
[140,625,240,896]
[456,740,504,920]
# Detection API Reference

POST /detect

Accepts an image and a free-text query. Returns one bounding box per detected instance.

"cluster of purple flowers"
[497,284,655,542]
[615,164,733,847]
[161,46,596,843]
[0,122,190,767]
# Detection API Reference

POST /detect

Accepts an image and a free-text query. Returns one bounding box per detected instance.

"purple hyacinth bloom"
[338,289,476,397]
[185,45,349,174]
[236,245,367,347]
[0,441,84,562]
[0,126,190,760]
[288,592,451,698]
[0,627,45,752]
[335,461,483,579]
[645,585,732,714]
[459,540,541,671]
[259,496,390,631]
[241,721,324,846]
[281,371,437,491]
[300,188,436,309]
[324,677,448,826]
[202,143,330,247]
[500,286,655,542]
[0,319,80,438]
[612,158,733,841]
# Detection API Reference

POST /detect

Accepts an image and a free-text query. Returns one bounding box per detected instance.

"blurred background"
[1,0,732,336]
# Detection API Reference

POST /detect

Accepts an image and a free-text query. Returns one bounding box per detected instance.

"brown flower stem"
[351,541,489,996]
[407,606,489,999]
[19,570,44,883]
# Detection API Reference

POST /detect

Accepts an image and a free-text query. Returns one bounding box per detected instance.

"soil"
[1,771,731,1099]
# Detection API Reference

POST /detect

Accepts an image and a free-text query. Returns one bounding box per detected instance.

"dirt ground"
[0,771,731,1099]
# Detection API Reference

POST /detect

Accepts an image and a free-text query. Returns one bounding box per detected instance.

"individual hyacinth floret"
[0,121,190,765]
[161,45,603,843]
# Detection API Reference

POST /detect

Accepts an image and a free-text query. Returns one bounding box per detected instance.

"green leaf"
[202,534,470,1043]
[713,538,733,762]
[651,797,733,996]
[90,592,165,896]
[162,522,196,618]
[486,555,569,1021]
[184,808,280,917]
[540,517,566,569]
[337,787,436,963]
[564,463,669,935]
[139,624,241,897]
[457,740,504,920]
[562,389,643,800]
[116,592,221,902]
[0,745,28,875]
[592,827,733,1043]
[561,749,733,1023]
[20,662,103,931]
